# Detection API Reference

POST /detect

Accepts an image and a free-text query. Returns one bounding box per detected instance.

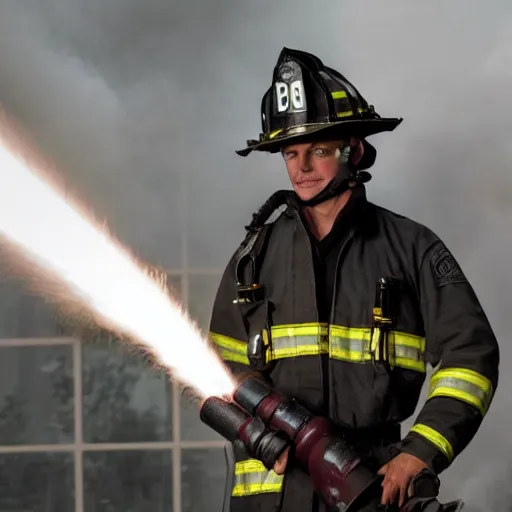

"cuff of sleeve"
[400,432,451,475]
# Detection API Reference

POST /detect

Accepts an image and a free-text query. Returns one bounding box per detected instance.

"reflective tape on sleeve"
[428,367,493,415]
[232,459,283,497]
[410,423,454,462]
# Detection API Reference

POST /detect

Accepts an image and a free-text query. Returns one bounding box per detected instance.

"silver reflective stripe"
[394,344,423,362]
[394,345,423,361]
[272,335,326,351]
[428,368,493,415]
[242,323,428,372]
[430,377,491,413]
[330,336,369,362]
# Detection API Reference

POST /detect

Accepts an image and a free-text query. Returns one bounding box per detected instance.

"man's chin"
[293,187,322,202]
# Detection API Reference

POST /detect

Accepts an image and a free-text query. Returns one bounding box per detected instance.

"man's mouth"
[296,178,321,188]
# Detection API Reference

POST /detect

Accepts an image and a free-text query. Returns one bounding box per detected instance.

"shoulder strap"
[234,222,274,287]
[233,189,292,288]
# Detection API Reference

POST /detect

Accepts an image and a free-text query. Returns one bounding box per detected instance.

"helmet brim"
[235,117,403,157]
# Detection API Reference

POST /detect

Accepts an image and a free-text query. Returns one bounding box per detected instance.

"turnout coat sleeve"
[400,238,500,474]
[208,252,255,378]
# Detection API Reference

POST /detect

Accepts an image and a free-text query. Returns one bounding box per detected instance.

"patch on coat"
[430,242,467,287]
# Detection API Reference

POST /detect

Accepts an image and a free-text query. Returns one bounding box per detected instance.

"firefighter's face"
[282,139,362,201]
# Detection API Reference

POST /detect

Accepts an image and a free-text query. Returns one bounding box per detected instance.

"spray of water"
[0,112,235,399]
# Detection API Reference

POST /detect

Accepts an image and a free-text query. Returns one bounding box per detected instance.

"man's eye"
[283,152,296,160]
[313,148,330,157]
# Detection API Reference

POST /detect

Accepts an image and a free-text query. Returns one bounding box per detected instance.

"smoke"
[0,0,511,506]
[455,459,512,512]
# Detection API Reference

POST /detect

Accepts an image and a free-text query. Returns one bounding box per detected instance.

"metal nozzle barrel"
[200,396,251,442]
[233,376,315,440]
[200,395,289,470]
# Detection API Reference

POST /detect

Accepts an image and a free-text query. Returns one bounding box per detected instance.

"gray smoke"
[0,0,511,508]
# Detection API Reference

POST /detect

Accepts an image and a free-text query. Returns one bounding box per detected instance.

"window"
[0,269,228,512]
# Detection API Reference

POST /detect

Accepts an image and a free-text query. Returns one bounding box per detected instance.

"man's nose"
[299,154,312,172]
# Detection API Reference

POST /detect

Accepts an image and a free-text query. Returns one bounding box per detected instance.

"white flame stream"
[0,117,234,399]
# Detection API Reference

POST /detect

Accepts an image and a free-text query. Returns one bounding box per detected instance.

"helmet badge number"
[275,80,307,113]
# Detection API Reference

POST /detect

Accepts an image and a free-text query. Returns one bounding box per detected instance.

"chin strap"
[298,145,370,207]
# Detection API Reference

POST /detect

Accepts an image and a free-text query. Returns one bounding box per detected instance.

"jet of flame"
[0,116,234,399]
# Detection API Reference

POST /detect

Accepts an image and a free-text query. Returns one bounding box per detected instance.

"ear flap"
[357,140,377,171]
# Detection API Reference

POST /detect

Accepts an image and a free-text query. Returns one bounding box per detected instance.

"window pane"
[181,273,225,441]
[0,345,73,444]
[0,275,60,338]
[0,452,74,512]
[83,338,173,443]
[182,448,228,512]
[180,393,224,443]
[84,450,173,512]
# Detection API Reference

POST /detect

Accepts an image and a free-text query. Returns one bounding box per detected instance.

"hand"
[378,453,428,506]
[273,446,290,475]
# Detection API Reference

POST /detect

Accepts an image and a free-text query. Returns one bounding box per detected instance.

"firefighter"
[208,47,499,511]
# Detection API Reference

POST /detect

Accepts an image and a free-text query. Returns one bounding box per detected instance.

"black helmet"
[236,47,403,171]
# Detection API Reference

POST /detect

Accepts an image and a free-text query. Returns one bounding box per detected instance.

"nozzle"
[200,396,250,442]
[232,376,273,416]
[200,395,289,470]
[232,378,380,511]
[209,379,463,512]
[233,376,316,440]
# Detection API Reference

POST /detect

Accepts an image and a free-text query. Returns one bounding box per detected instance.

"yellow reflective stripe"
[210,332,249,365]
[388,331,426,373]
[270,322,329,358]
[232,460,283,497]
[370,327,381,355]
[390,331,426,351]
[211,325,426,372]
[428,368,493,415]
[218,349,250,365]
[330,325,371,362]
[268,323,425,371]
[330,325,370,340]
[271,322,328,338]
[210,332,246,352]
[330,91,368,117]
[337,107,367,118]
[331,91,347,100]
[410,424,454,462]
[268,128,284,140]
[393,353,425,372]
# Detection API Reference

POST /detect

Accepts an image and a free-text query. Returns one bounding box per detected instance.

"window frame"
[0,267,226,512]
